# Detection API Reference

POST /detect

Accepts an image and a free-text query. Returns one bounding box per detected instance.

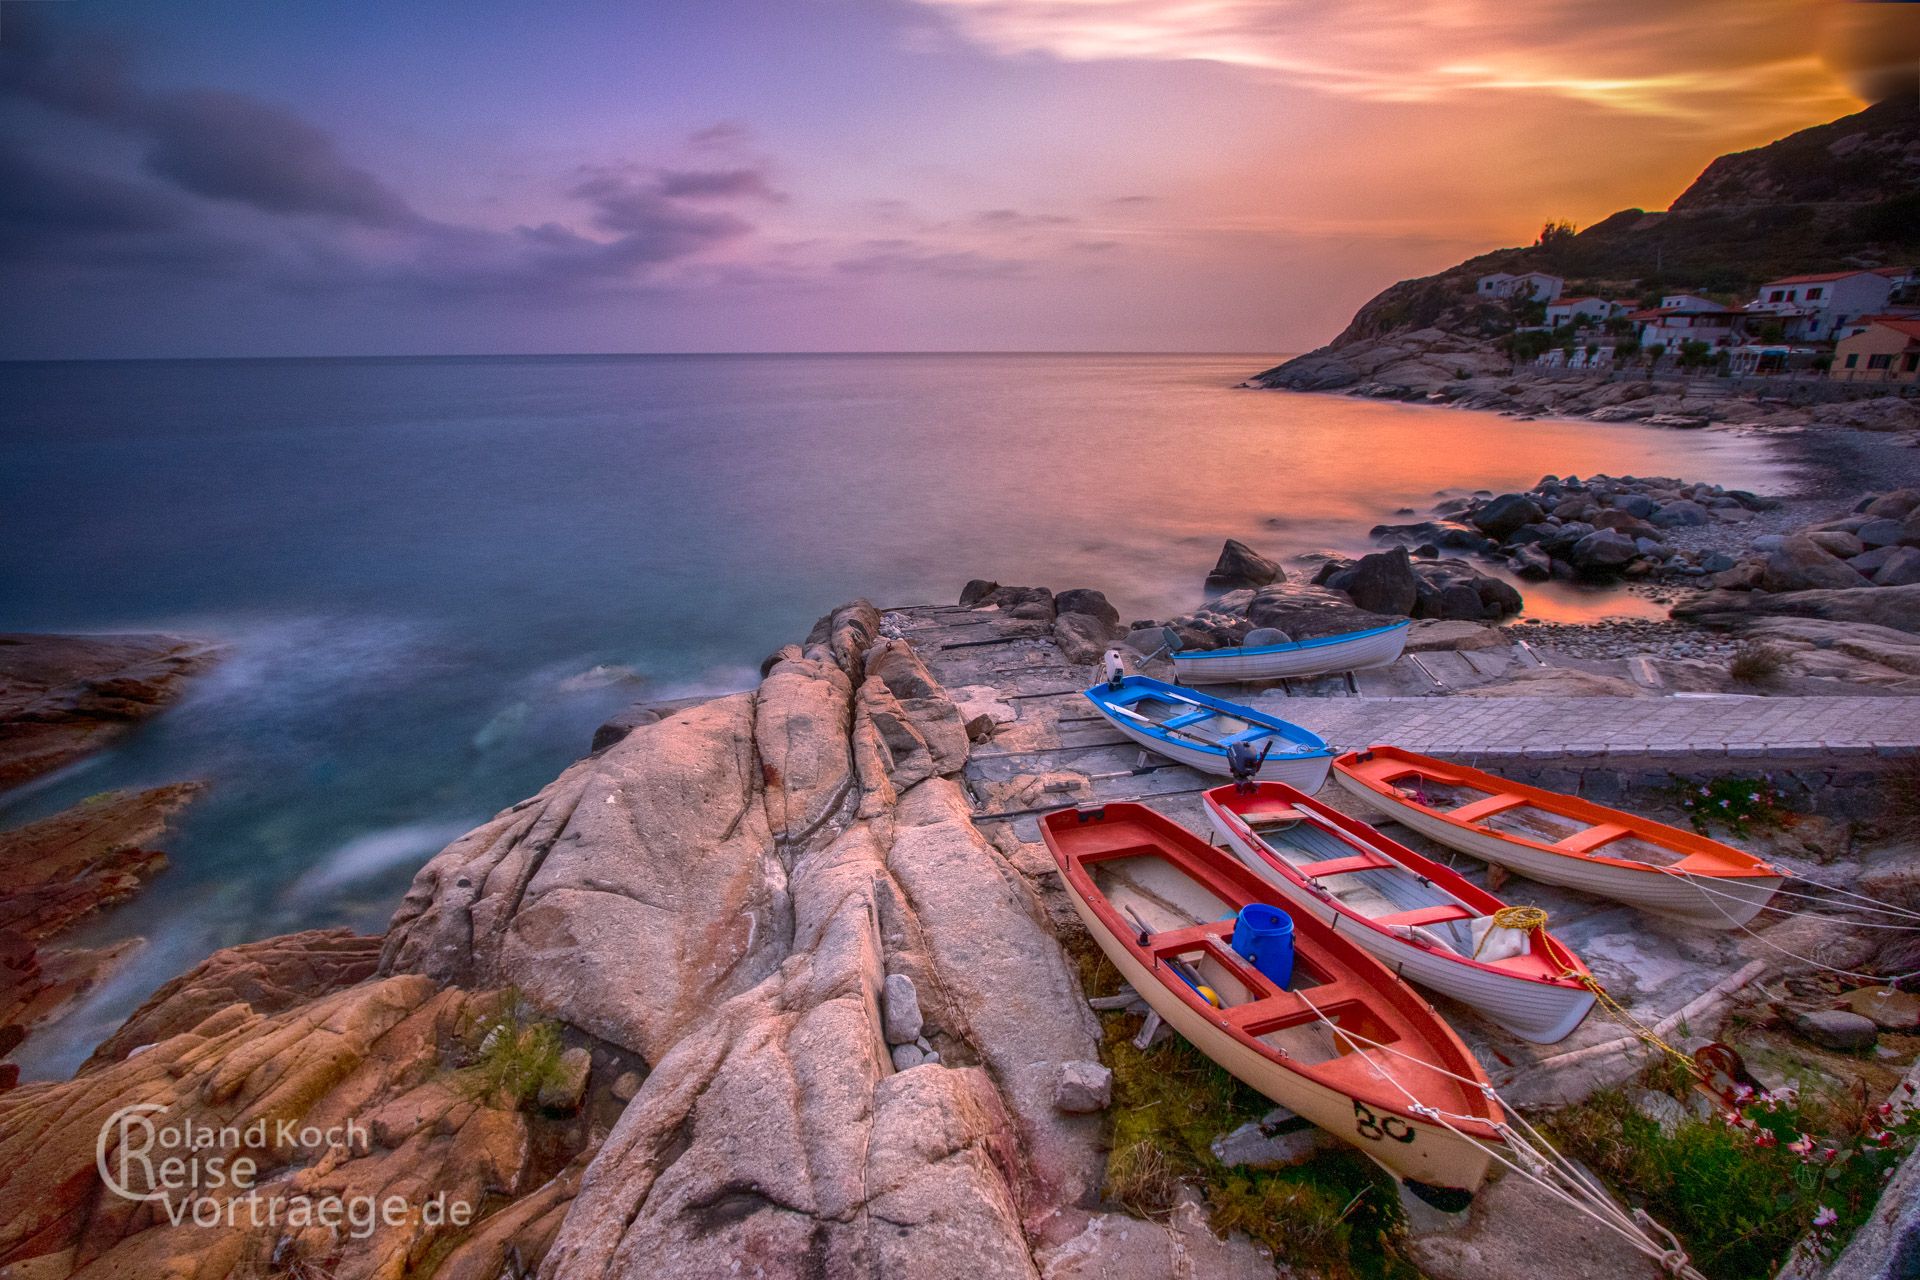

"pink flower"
[1753,1130,1777,1148]
[1787,1134,1815,1155]
[1813,1206,1838,1229]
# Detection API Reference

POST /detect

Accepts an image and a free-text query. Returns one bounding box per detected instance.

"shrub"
[1551,1076,1920,1277]
[1668,774,1793,836]
[462,993,569,1106]
[1729,641,1786,684]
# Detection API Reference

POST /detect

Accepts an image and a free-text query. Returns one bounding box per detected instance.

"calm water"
[0,353,1786,1076]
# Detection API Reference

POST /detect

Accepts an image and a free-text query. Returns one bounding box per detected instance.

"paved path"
[1262,694,1920,762]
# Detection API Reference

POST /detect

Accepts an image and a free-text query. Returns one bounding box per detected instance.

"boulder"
[1863,489,1920,519]
[1507,545,1552,580]
[1405,620,1506,652]
[1841,986,1920,1031]
[1674,584,1920,633]
[1876,547,1920,587]
[1053,610,1120,664]
[593,702,661,751]
[883,972,925,1044]
[983,584,1057,621]
[1650,499,1710,528]
[1052,1060,1112,1113]
[1857,518,1907,549]
[1795,1009,1877,1052]
[1346,546,1420,616]
[1121,626,1177,657]
[1241,627,1291,647]
[1809,530,1867,560]
[958,578,1000,607]
[1761,536,1871,593]
[890,1043,926,1070]
[1205,539,1283,594]
[538,1046,592,1113]
[1470,493,1545,540]
[1613,492,1657,518]
[1476,577,1524,615]
[1570,529,1639,572]
[1241,584,1384,637]
[1053,589,1119,630]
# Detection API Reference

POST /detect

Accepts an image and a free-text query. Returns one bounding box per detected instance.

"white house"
[1477,271,1564,303]
[1543,296,1623,327]
[1659,293,1727,313]
[1747,268,1904,342]
[1628,305,1740,353]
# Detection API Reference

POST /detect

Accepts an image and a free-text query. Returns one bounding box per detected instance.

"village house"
[1543,296,1625,327]
[1626,300,1740,354]
[1476,271,1564,303]
[1746,268,1906,342]
[1833,317,1920,384]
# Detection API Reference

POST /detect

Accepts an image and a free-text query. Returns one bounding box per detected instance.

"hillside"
[1255,95,1920,389]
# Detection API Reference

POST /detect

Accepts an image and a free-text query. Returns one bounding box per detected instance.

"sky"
[1,0,1915,358]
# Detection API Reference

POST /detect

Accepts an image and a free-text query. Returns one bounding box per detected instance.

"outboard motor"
[1226,739,1272,794]
[1103,648,1128,691]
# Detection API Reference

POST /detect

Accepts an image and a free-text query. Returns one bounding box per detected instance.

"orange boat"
[1333,746,1784,928]
[1042,802,1503,1200]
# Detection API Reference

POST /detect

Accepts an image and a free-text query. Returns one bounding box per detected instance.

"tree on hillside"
[1536,220,1578,249]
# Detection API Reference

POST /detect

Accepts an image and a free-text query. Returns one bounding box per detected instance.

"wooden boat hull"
[1084,677,1333,790]
[1044,803,1501,1196]
[1203,797,1595,1044]
[1332,748,1784,929]
[1173,620,1410,684]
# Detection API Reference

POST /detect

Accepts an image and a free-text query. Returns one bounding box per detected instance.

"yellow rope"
[1469,904,1550,958]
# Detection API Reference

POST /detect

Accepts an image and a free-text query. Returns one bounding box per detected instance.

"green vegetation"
[1549,1074,1920,1278]
[1676,339,1715,369]
[1535,219,1579,250]
[1665,775,1793,837]
[1068,934,1418,1279]
[462,993,570,1106]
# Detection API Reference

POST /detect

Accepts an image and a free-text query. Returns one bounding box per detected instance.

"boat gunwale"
[1333,745,1783,882]
[1204,782,1591,990]
[1083,676,1333,759]
[1041,802,1502,1137]
[1170,619,1412,662]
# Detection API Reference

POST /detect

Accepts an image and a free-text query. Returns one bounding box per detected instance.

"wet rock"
[1054,588,1120,630]
[1052,1060,1112,1112]
[1347,546,1420,616]
[1508,544,1552,580]
[883,972,924,1044]
[1570,529,1639,572]
[1053,610,1121,664]
[959,578,1000,606]
[0,632,218,791]
[983,584,1057,621]
[1650,499,1710,527]
[1796,1009,1877,1051]
[1205,539,1283,594]
[1470,493,1545,539]
[1762,535,1872,593]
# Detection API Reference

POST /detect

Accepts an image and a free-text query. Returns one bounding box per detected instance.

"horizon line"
[0,349,1292,365]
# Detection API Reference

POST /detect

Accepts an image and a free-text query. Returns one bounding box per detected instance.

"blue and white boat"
[1083,676,1334,791]
[1171,619,1411,685]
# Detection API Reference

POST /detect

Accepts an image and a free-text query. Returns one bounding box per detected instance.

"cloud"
[834,238,1032,278]
[655,166,787,201]
[909,0,1909,121]
[971,207,1076,230]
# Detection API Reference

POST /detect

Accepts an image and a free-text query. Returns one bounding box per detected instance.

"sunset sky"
[1,0,1914,358]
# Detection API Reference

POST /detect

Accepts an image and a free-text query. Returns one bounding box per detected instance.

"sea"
[0,352,1789,1077]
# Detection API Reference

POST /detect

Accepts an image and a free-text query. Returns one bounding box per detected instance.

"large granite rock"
[1346,547,1420,616]
[1762,535,1872,593]
[1674,584,1920,633]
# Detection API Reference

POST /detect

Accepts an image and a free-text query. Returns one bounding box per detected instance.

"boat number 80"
[1353,1101,1416,1144]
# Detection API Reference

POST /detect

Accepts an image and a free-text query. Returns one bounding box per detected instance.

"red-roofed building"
[1543,296,1624,327]
[1834,317,1920,384]
[1749,268,1909,341]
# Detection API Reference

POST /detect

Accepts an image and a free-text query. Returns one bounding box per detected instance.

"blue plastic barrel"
[1232,904,1295,989]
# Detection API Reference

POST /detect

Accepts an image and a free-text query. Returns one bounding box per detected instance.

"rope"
[1288,988,1709,1279]
[1471,904,1549,958]
[1675,871,1920,984]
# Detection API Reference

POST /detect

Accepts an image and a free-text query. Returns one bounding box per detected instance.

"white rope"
[1783,872,1920,922]
[1674,872,1920,931]
[1287,989,1707,1278]
[1678,873,1920,983]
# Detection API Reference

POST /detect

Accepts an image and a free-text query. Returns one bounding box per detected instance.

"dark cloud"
[835,239,1031,279]
[2,10,418,227]
[655,167,786,201]
[688,120,753,149]
[971,208,1075,230]
[1108,194,1155,205]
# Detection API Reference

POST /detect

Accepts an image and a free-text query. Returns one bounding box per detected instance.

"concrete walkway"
[1264,694,1920,762]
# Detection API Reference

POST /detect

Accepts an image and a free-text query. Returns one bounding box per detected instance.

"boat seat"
[1556,823,1629,854]
[1449,794,1527,823]
[1163,709,1213,729]
[1144,920,1235,953]
[1375,903,1475,928]
[1224,728,1275,745]
[1227,980,1362,1033]
[1296,852,1392,879]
